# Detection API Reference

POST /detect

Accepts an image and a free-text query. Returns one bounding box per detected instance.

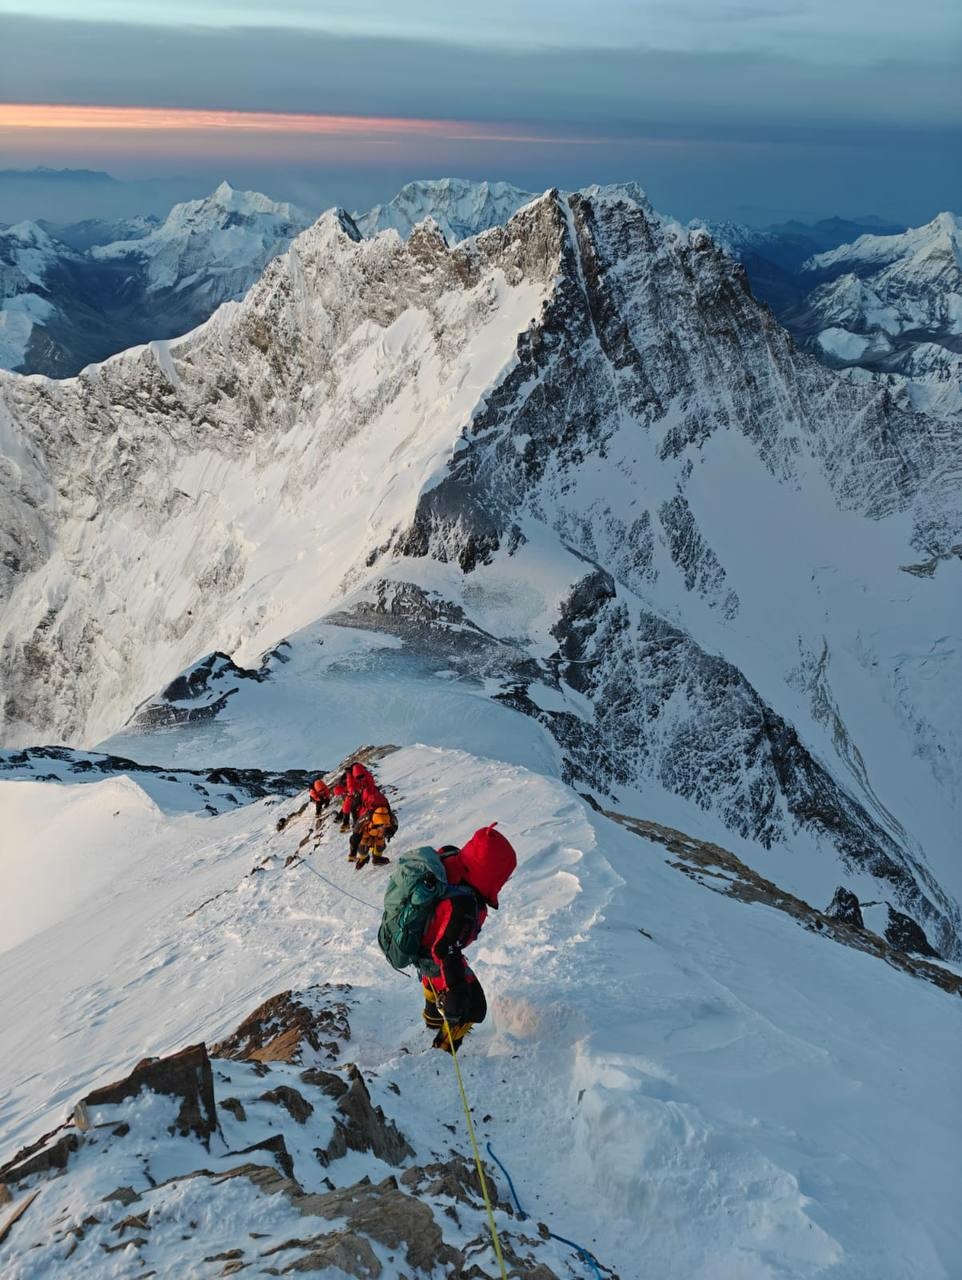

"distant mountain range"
[1,177,958,416]
[0,182,312,375]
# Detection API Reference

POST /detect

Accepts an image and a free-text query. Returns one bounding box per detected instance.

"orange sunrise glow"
[0,103,596,145]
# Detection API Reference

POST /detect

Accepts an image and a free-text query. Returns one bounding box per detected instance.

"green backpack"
[378,846,469,974]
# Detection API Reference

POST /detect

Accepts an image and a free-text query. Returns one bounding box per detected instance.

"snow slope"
[1,747,959,1279]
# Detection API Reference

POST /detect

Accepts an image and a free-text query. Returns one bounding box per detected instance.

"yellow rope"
[427,978,509,1280]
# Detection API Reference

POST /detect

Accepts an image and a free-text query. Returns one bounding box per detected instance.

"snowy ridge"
[354,177,536,244]
[1,185,960,961]
[1,747,960,1278]
[0,185,312,376]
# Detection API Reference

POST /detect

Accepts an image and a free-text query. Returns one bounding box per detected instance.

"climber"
[309,776,331,822]
[350,783,397,869]
[377,826,518,1053]
[334,762,376,833]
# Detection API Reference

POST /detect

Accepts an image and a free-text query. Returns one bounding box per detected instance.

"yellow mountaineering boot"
[432,1022,474,1054]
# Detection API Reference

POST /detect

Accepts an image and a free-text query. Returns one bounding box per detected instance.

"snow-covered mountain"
[38,213,161,252]
[1,184,960,964]
[799,213,961,352]
[2,182,961,1279]
[0,220,82,370]
[92,181,311,308]
[0,185,311,377]
[705,212,962,415]
[354,178,535,243]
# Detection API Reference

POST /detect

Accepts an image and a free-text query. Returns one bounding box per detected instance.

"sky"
[0,1,959,226]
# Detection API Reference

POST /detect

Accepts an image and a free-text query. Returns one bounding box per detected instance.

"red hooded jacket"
[421,826,517,991]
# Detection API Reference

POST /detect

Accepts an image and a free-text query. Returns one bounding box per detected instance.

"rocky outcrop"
[606,805,961,998]
[0,988,579,1278]
[79,1042,217,1142]
[826,887,865,929]
[885,908,940,958]
[0,744,320,813]
[211,986,353,1064]
[315,1065,414,1168]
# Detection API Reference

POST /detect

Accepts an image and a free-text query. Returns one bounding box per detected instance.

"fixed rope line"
[485,1142,605,1280]
[426,977,509,1280]
[291,853,382,915]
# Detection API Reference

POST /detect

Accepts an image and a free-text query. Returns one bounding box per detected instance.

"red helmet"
[456,825,517,909]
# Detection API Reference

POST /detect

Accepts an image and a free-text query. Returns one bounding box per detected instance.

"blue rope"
[485,1142,606,1280]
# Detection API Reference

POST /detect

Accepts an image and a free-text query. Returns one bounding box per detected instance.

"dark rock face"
[259,1086,314,1125]
[288,1174,462,1277]
[826,887,864,929]
[132,649,278,728]
[885,908,940,958]
[81,1043,217,1143]
[0,745,320,813]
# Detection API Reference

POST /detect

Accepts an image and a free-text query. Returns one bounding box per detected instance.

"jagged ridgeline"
[1,185,959,957]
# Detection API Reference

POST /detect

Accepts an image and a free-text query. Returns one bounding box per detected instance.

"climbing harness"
[426,977,509,1280]
[485,1142,605,1280]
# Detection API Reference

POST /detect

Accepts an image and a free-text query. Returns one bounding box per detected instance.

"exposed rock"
[316,1065,414,1168]
[298,1067,348,1100]
[401,1155,509,1210]
[258,1087,314,1125]
[0,1132,80,1186]
[227,1136,295,1180]
[607,804,961,997]
[82,1042,217,1142]
[0,1188,40,1246]
[102,1186,142,1206]
[826,886,864,929]
[212,987,352,1064]
[112,1212,150,1234]
[0,745,319,813]
[885,908,940,958]
[291,1174,461,1276]
[263,1230,382,1278]
[221,1097,247,1123]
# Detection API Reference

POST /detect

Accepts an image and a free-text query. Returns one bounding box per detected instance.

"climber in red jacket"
[420,826,517,1053]
[309,777,331,823]
[333,763,375,832]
